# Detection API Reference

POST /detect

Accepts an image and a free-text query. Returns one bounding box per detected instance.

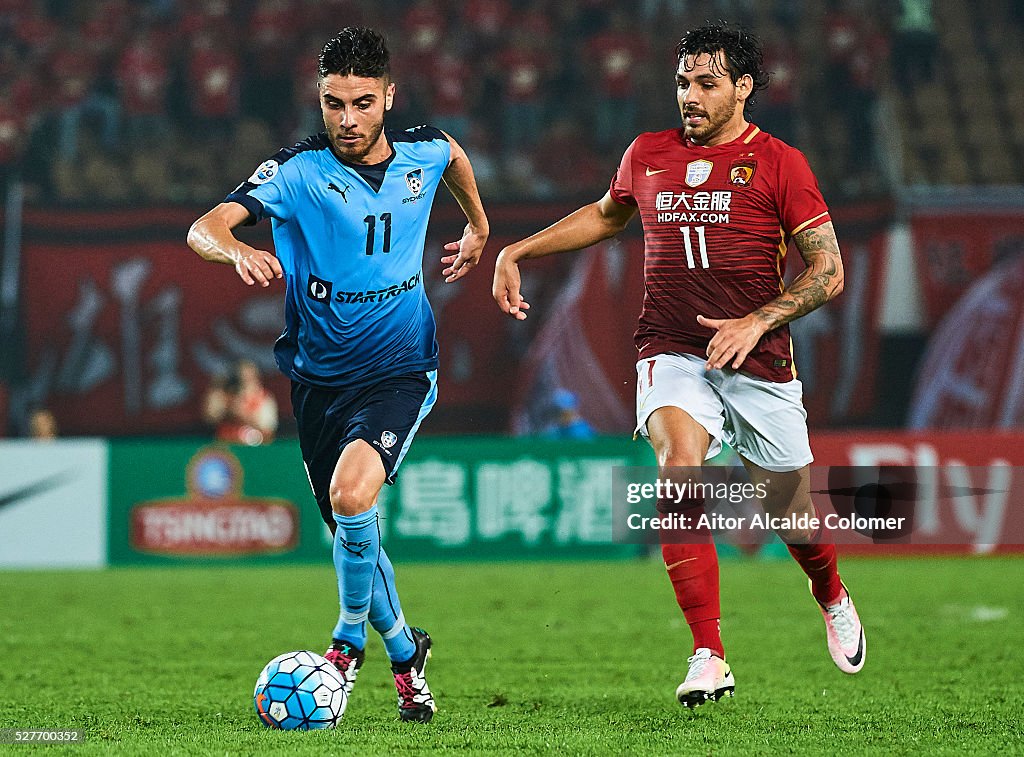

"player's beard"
[681,100,735,145]
[327,117,386,163]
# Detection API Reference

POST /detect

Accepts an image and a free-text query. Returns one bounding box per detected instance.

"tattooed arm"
[752,222,845,331]
[699,222,844,370]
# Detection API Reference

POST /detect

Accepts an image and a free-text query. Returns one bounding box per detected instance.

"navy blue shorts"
[291,371,437,525]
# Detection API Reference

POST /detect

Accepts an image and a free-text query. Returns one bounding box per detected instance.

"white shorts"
[635,352,813,472]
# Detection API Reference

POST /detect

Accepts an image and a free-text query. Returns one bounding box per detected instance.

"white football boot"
[675,647,735,708]
[813,580,866,674]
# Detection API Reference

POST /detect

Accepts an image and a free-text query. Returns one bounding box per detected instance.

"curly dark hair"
[675,23,770,110]
[318,27,390,80]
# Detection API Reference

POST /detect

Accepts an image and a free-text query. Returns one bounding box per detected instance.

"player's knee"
[770,501,818,544]
[654,450,706,514]
[329,479,377,517]
[657,449,704,470]
[776,524,817,545]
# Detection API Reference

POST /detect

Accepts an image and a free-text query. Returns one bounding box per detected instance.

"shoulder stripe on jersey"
[259,133,330,170]
[790,210,830,236]
[390,125,448,143]
[285,132,329,156]
[224,133,330,222]
[229,132,328,195]
[742,126,761,144]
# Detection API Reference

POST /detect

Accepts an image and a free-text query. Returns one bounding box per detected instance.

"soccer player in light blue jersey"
[187,27,489,723]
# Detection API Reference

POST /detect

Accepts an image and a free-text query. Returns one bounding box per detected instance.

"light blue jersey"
[226,126,451,388]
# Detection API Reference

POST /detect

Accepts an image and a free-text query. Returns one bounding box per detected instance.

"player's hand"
[441,223,487,283]
[698,313,767,370]
[234,247,283,287]
[493,248,531,320]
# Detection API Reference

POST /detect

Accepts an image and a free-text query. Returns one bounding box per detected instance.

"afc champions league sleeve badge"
[728,156,757,187]
[248,159,280,185]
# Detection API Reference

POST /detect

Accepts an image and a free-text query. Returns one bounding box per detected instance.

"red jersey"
[116,41,169,116]
[586,31,646,98]
[429,54,471,116]
[610,123,831,382]
[498,47,549,102]
[188,44,240,118]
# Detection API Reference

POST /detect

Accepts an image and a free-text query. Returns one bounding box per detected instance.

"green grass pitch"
[2,557,1022,755]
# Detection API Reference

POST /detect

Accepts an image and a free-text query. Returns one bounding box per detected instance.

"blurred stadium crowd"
[4,0,1018,205]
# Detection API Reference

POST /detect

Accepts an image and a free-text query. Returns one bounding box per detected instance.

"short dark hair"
[676,23,770,110]
[318,27,390,80]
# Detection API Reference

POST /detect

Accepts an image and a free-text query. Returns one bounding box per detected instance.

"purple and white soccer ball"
[254,650,347,730]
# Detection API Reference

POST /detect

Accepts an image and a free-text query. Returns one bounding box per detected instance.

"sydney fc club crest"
[685,159,713,187]
[729,157,757,187]
[405,168,423,194]
[380,431,398,449]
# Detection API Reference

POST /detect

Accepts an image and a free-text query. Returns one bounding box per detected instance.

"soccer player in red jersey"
[492,23,865,707]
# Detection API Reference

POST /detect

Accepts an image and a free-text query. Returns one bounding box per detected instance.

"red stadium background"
[18,200,892,436]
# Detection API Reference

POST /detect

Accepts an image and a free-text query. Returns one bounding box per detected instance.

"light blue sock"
[331,506,381,649]
[369,547,416,663]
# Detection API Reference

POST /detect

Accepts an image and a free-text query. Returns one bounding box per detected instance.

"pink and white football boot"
[813,581,866,674]
[675,648,735,708]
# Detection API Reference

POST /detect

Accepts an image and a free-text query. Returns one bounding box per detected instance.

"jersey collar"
[325,131,397,193]
[681,122,761,149]
[325,131,396,170]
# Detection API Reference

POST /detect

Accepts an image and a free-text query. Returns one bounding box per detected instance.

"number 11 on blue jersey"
[364,213,392,255]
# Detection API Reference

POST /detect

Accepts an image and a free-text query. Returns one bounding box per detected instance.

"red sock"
[787,541,843,606]
[661,514,723,659]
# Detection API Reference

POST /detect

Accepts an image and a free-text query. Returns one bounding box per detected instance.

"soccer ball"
[253,650,348,730]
